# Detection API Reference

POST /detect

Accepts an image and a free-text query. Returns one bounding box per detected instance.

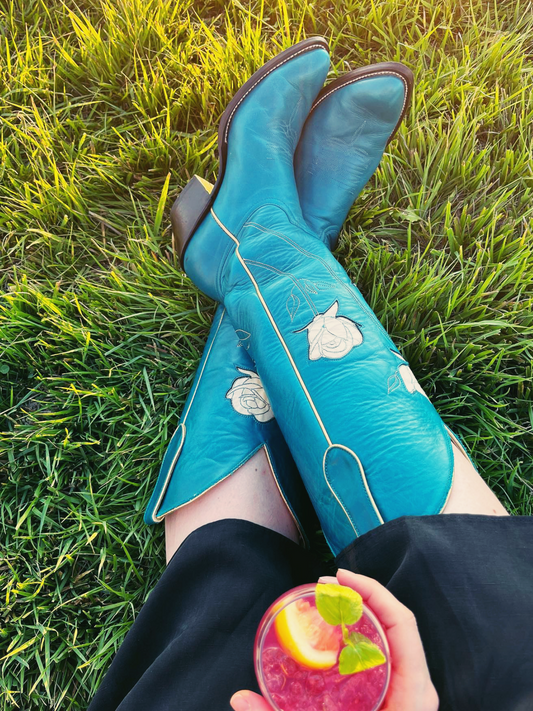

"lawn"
[0,0,532,708]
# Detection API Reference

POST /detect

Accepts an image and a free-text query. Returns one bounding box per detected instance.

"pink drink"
[254,584,390,711]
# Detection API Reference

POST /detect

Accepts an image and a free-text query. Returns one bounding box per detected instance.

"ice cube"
[267,671,286,694]
[321,693,338,711]
[306,673,325,696]
[263,647,285,666]
[289,680,304,699]
[281,656,299,677]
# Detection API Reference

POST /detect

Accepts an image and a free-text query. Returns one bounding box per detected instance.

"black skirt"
[88,515,533,711]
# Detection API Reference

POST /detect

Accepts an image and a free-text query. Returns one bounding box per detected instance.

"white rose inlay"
[296,301,363,361]
[398,364,427,397]
[225,368,274,422]
[388,353,428,398]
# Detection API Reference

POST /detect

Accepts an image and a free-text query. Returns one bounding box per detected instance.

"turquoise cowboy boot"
[145,50,415,540]
[173,39,460,556]
[295,62,413,248]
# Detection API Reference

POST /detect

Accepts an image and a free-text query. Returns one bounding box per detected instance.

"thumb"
[230,690,273,711]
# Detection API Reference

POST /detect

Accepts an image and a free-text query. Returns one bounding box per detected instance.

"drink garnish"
[316,584,386,675]
[274,598,341,670]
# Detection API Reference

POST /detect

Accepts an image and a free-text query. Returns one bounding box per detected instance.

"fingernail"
[318,576,338,584]
[230,693,250,711]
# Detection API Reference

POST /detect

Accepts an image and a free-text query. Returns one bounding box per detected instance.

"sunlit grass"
[0,0,532,708]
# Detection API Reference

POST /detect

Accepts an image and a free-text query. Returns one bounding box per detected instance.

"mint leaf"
[346,631,369,647]
[315,584,363,626]
[338,638,387,675]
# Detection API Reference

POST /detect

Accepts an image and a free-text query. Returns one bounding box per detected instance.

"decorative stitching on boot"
[235,329,251,349]
[210,207,385,532]
[211,208,332,442]
[181,306,228,423]
[246,257,361,321]
[323,443,386,537]
[286,288,300,321]
[244,258,318,313]
[151,309,228,522]
[246,220,385,329]
[151,423,186,523]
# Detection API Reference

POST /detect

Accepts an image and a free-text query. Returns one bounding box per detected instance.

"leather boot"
[172,38,459,556]
[145,45,415,548]
[145,55,413,541]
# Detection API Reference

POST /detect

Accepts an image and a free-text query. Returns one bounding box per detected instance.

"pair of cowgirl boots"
[144,42,413,543]
[146,39,465,555]
[144,48,412,544]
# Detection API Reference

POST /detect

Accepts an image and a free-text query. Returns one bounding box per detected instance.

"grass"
[0,0,532,707]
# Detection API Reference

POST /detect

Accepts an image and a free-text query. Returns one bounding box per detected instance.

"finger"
[230,690,273,711]
[317,575,338,584]
[336,570,431,678]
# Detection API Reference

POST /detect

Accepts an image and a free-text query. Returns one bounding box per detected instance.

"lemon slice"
[274,598,341,670]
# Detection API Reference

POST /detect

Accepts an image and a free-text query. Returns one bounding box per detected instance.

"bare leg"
[442,442,509,516]
[164,432,507,564]
[164,448,300,563]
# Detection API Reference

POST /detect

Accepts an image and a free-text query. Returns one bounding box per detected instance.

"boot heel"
[171,175,214,261]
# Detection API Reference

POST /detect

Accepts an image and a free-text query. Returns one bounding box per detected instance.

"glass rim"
[254,582,391,711]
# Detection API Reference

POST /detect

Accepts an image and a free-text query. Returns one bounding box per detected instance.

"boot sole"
[171,37,329,262]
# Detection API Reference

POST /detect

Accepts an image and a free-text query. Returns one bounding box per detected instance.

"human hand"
[230,569,438,711]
